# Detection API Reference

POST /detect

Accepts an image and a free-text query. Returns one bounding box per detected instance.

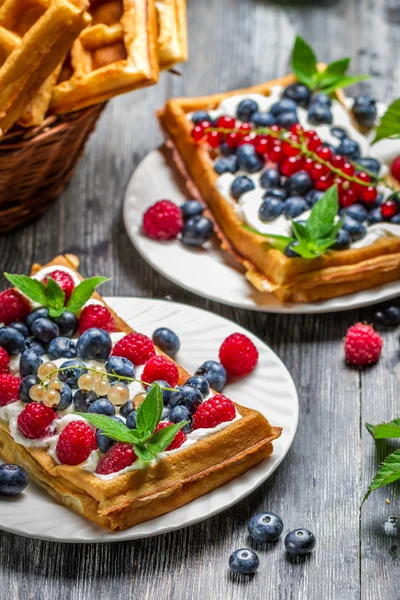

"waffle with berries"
[0,254,280,531]
[158,74,400,303]
[156,0,187,70]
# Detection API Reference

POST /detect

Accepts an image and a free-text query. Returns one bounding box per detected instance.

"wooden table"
[1,0,400,598]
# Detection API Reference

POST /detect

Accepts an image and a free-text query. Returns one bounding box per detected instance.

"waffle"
[156,0,187,70]
[0,255,281,531]
[0,0,91,135]
[50,0,160,114]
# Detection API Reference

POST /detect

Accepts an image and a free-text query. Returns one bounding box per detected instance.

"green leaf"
[291,36,318,89]
[316,57,350,84]
[306,185,339,240]
[46,277,65,318]
[242,226,294,253]
[364,449,400,501]
[135,382,163,438]
[134,444,156,463]
[292,220,310,244]
[66,276,109,314]
[366,418,400,439]
[74,412,143,444]
[373,98,400,144]
[320,74,370,95]
[148,421,188,453]
[4,273,47,306]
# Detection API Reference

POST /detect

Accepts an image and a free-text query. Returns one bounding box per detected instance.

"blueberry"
[248,512,284,543]
[230,175,255,200]
[74,389,98,412]
[105,356,135,381]
[9,322,28,338]
[229,549,259,575]
[181,216,214,247]
[258,198,284,222]
[53,311,78,338]
[19,375,40,403]
[385,306,400,326]
[336,138,360,160]
[170,405,192,433]
[181,200,204,220]
[24,337,45,356]
[126,411,137,429]
[284,528,316,556]
[0,327,25,354]
[373,310,390,326]
[19,349,42,377]
[330,126,348,140]
[195,360,227,393]
[152,327,180,357]
[332,228,351,250]
[31,318,59,343]
[282,83,311,108]
[341,203,367,222]
[251,112,276,127]
[284,197,308,219]
[192,110,211,125]
[185,375,210,398]
[120,399,135,419]
[220,142,237,157]
[47,337,77,360]
[237,144,263,174]
[260,168,281,189]
[352,95,377,129]
[368,207,383,224]
[284,241,300,257]
[26,307,49,329]
[76,328,112,360]
[342,216,367,241]
[214,156,238,175]
[275,112,299,128]
[392,214,400,224]
[0,464,28,496]
[263,187,287,201]
[147,379,172,405]
[54,383,73,411]
[304,189,324,207]
[355,157,381,175]
[58,359,87,389]
[161,406,171,421]
[311,93,332,107]
[88,398,115,416]
[308,104,333,125]
[96,416,124,453]
[285,170,312,196]
[271,98,298,115]
[169,384,203,413]
[236,99,258,122]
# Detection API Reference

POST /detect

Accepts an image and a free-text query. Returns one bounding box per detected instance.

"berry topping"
[17,402,56,439]
[95,442,136,475]
[154,421,186,450]
[0,326,26,355]
[0,464,28,497]
[112,332,155,365]
[0,347,9,374]
[344,323,383,367]
[79,304,116,334]
[219,333,259,377]
[181,216,214,247]
[195,360,227,392]
[192,394,236,429]
[0,374,21,406]
[43,270,75,301]
[76,328,112,360]
[152,327,180,357]
[56,420,97,465]
[142,355,179,388]
[142,200,183,240]
[0,289,30,326]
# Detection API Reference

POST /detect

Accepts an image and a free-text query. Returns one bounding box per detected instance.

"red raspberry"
[219,333,259,376]
[79,304,116,334]
[344,323,383,367]
[391,156,400,182]
[142,200,183,240]
[17,402,56,439]
[154,421,186,450]
[0,347,9,374]
[0,289,30,326]
[142,355,179,387]
[56,420,97,466]
[95,442,136,475]
[112,332,155,365]
[43,270,75,301]
[193,394,236,430]
[0,374,20,406]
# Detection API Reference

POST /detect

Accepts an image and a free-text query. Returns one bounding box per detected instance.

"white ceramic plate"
[123,149,400,314]
[0,297,298,543]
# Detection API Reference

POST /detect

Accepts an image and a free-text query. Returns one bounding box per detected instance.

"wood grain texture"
[1,0,400,598]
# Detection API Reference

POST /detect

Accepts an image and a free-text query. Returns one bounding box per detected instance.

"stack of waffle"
[0,0,188,136]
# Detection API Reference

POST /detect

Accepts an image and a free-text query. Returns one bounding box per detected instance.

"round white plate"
[124,149,400,314]
[0,297,298,543]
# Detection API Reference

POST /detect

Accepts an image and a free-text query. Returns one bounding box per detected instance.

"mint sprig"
[366,418,400,440]
[364,449,400,502]
[373,98,400,144]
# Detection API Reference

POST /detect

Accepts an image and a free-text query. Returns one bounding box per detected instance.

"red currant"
[303,157,315,172]
[349,181,362,198]
[304,129,317,139]
[307,135,322,152]
[269,143,284,163]
[356,171,371,184]
[198,120,212,132]
[391,156,400,182]
[280,156,303,176]
[315,174,334,191]
[269,125,281,133]
[290,123,303,135]
[238,135,254,145]
[191,126,204,141]
[316,145,332,162]
[255,138,269,155]
[239,122,252,135]
[226,132,240,148]
[282,136,300,157]
[207,131,223,148]
[331,154,345,169]
[381,200,398,219]
[216,115,235,130]
[361,185,378,203]
[310,163,330,181]
[341,162,355,177]
[340,189,358,207]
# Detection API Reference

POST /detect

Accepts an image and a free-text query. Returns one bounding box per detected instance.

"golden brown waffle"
[156,0,187,70]
[0,0,91,135]
[50,0,160,114]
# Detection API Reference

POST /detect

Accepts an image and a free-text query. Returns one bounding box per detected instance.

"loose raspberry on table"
[142,355,179,388]
[0,374,20,406]
[142,200,183,240]
[154,421,186,450]
[17,402,56,439]
[112,332,155,365]
[0,347,9,374]
[95,442,136,475]
[193,394,236,430]
[219,333,259,377]
[344,323,383,367]
[0,289,30,326]
[79,304,116,334]
[56,420,97,466]
[43,270,75,301]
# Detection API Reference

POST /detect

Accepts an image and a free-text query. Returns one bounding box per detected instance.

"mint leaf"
[373,98,400,144]
[66,276,109,314]
[364,449,400,501]
[46,277,65,318]
[74,412,143,444]
[366,418,400,439]
[148,421,188,453]
[135,382,163,438]
[4,273,47,305]
[316,58,350,85]
[321,74,370,95]
[134,444,156,463]
[306,185,339,240]
[242,225,294,253]
[291,36,318,89]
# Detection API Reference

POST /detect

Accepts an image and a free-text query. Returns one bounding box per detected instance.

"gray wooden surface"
[1,0,400,598]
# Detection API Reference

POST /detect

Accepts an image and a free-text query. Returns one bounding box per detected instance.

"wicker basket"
[0,103,105,232]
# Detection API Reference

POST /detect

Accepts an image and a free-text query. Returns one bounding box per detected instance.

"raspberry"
[344,323,383,367]
[79,304,116,334]
[219,333,259,377]
[95,442,136,475]
[193,394,236,430]
[112,332,155,365]
[142,355,179,387]
[142,200,183,240]
[17,402,56,439]
[154,421,186,450]
[43,270,75,301]
[56,420,97,465]
[0,374,20,406]
[0,289,30,326]
[0,347,9,374]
